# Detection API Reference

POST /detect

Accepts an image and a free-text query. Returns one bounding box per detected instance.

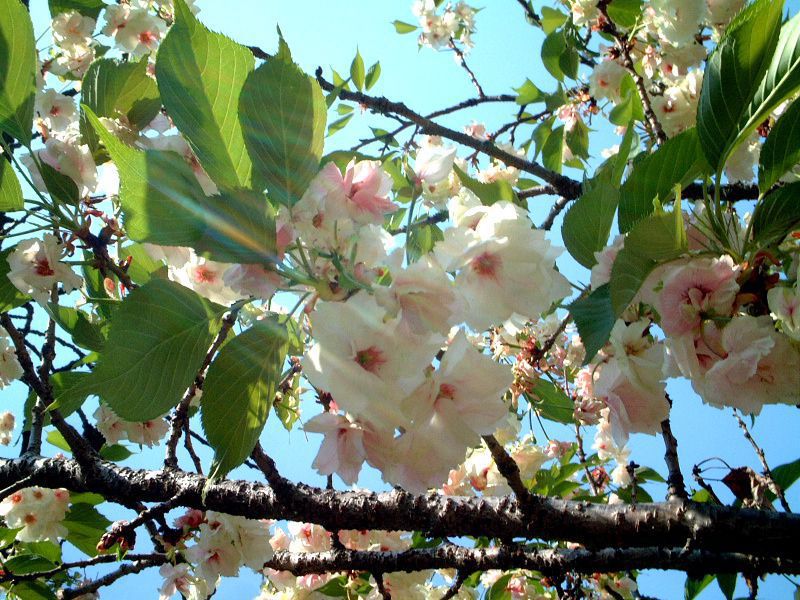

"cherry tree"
[0,0,798,598]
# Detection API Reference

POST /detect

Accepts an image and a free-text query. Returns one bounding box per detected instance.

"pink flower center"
[49,106,61,116]
[193,266,218,284]
[354,346,386,374]
[437,383,457,400]
[34,258,55,277]
[470,252,501,279]
[138,30,158,45]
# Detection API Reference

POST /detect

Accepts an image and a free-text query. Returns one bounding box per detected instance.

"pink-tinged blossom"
[375,256,461,336]
[436,202,571,331]
[52,11,95,51]
[768,285,800,341]
[304,160,397,226]
[589,59,627,103]
[694,316,800,414]
[304,412,367,485]
[287,522,331,553]
[594,320,669,442]
[655,256,739,336]
[0,411,14,446]
[35,89,78,136]
[223,264,281,301]
[302,293,441,430]
[102,6,167,56]
[168,250,241,306]
[39,138,98,195]
[590,235,625,290]
[7,235,83,305]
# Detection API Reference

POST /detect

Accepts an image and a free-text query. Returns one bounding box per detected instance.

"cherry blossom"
[7,235,83,305]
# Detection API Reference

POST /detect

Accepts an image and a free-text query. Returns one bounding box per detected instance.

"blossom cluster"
[0,487,70,543]
[411,0,477,50]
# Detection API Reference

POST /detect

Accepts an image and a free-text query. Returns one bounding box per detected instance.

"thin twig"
[448,39,484,97]
[57,557,165,599]
[660,416,688,501]
[734,410,791,512]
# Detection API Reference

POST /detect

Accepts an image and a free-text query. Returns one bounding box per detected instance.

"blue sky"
[8,1,800,598]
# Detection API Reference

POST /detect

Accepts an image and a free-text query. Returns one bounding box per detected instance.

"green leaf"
[488,573,513,600]
[529,379,574,424]
[46,429,71,453]
[46,304,105,352]
[90,279,226,421]
[350,49,365,91]
[85,106,207,245]
[565,118,590,160]
[0,158,23,211]
[751,181,800,245]
[407,222,444,262]
[759,99,800,193]
[48,0,105,18]
[514,79,542,105]
[364,61,381,91]
[100,444,133,462]
[717,573,737,600]
[541,30,567,81]
[569,285,615,364]
[618,128,707,232]
[8,580,57,600]
[393,20,418,34]
[609,75,644,126]
[202,318,288,480]
[156,0,256,189]
[562,174,619,268]
[741,11,800,161]
[39,161,80,205]
[607,0,642,30]
[697,0,784,171]
[314,575,349,597]
[685,574,715,600]
[239,47,326,207]
[327,114,353,136]
[50,370,93,416]
[0,0,36,145]
[63,503,111,557]
[4,554,57,575]
[193,188,277,265]
[610,121,636,186]
[541,7,567,34]
[122,242,166,284]
[453,165,520,206]
[771,456,800,493]
[0,247,29,312]
[542,124,565,173]
[81,58,161,130]
[610,206,687,315]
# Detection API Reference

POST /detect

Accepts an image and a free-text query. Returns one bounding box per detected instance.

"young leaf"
[39,161,79,205]
[202,317,289,480]
[514,79,542,105]
[239,45,326,206]
[0,157,23,211]
[81,58,161,131]
[393,20,417,34]
[453,165,520,206]
[365,61,381,90]
[46,304,106,352]
[350,48,366,91]
[0,0,36,146]
[90,279,226,421]
[758,99,800,193]
[156,0,256,189]
[63,504,112,557]
[697,0,784,171]
[529,379,574,424]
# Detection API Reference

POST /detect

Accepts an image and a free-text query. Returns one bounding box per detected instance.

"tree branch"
[734,410,791,513]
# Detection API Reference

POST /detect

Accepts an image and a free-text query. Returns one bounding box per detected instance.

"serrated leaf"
[607,0,642,29]
[453,165,520,206]
[529,379,574,424]
[740,11,800,161]
[99,444,133,462]
[697,0,784,171]
[0,158,23,211]
[618,128,707,232]
[49,372,91,417]
[751,181,800,245]
[122,242,166,285]
[0,247,29,312]
[4,554,57,575]
[82,58,161,130]
[63,503,111,557]
[0,0,36,145]
[759,99,800,193]
[350,49,365,91]
[39,161,80,205]
[47,304,105,352]
[541,7,567,34]
[569,285,615,364]
[85,106,208,246]
[48,0,105,18]
[364,61,381,90]
[8,580,57,600]
[202,318,288,479]
[393,20,418,34]
[90,279,226,421]
[562,175,618,268]
[156,0,256,189]
[239,47,326,206]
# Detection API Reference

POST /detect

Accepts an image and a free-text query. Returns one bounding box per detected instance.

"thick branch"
[2,456,800,560]
[264,545,800,576]
[660,417,688,501]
